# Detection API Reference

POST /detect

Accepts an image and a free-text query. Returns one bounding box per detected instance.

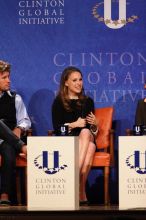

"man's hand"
[13,127,22,138]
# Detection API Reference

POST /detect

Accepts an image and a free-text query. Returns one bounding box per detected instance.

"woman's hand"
[68,117,86,130]
[76,117,86,128]
[86,112,97,126]
[86,112,98,134]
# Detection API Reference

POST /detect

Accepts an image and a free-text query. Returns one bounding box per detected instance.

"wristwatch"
[90,124,97,132]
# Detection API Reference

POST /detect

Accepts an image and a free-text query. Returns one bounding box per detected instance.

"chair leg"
[104,166,110,205]
[16,168,22,205]
[16,167,27,205]
[24,167,27,205]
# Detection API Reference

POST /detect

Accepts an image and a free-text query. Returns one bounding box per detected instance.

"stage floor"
[0,205,146,220]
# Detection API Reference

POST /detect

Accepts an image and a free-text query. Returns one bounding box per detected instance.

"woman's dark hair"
[58,66,86,111]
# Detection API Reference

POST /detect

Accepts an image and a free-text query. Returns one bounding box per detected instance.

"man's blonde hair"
[0,60,10,73]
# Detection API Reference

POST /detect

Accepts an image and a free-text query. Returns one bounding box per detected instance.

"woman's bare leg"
[79,129,94,171]
[80,141,96,201]
[78,128,96,201]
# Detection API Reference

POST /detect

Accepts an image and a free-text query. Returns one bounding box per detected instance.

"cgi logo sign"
[92,0,138,29]
[34,151,67,175]
[126,151,146,174]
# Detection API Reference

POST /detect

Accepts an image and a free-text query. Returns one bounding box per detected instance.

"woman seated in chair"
[52,66,98,204]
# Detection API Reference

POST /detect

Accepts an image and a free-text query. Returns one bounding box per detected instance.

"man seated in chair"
[0,60,31,206]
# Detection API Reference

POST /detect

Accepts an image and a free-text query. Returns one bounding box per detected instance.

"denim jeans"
[0,120,25,195]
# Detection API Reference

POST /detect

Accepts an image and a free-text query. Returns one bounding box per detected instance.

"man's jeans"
[0,120,25,196]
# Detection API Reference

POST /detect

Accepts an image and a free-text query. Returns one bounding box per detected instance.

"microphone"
[133,125,142,136]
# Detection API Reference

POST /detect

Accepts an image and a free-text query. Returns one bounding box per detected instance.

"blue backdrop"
[0,0,146,204]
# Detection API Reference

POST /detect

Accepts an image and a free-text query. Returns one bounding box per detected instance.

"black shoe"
[0,200,11,206]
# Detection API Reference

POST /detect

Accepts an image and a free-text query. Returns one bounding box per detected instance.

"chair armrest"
[48,130,55,136]
[21,128,32,144]
[26,129,33,136]
[21,128,32,136]
[126,129,133,136]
